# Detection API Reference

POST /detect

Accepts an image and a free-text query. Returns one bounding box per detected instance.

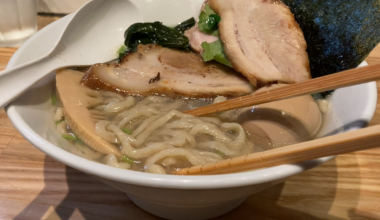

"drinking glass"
[0,0,37,47]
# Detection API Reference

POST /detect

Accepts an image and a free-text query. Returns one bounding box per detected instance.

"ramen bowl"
[5,2,378,220]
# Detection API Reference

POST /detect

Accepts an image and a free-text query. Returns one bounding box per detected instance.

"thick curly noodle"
[93,92,255,174]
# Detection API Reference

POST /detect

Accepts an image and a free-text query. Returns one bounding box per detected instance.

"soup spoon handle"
[176,124,380,175]
[184,63,380,116]
[0,56,65,108]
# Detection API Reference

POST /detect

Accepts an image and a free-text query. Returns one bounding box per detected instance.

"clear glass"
[0,0,37,47]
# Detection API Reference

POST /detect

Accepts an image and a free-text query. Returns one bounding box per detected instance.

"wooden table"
[1,16,380,220]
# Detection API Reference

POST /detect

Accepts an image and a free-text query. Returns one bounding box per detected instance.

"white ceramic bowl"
[5,1,378,219]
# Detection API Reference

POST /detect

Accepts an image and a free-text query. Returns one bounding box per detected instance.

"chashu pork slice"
[185,25,219,53]
[209,0,311,86]
[81,44,253,98]
[56,69,122,158]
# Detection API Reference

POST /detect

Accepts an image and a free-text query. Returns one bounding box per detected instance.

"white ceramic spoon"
[0,0,142,108]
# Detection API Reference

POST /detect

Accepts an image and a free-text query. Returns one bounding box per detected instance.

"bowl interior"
[5,1,378,189]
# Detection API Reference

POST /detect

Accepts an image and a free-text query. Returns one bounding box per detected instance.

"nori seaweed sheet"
[282,0,380,78]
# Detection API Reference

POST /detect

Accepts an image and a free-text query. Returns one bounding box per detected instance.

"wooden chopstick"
[175,124,380,175]
[184,63,380,116]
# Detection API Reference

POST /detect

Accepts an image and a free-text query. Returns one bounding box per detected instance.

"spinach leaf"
[174,17,196,34]
[119,18,195,60]
[124,21,190,53]
[201,39,232,67]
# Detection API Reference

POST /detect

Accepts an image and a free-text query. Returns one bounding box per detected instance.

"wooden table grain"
[0,16,380,220]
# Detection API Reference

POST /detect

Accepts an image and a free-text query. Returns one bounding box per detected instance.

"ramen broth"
[53,69,324,175]
[53,91,265,174]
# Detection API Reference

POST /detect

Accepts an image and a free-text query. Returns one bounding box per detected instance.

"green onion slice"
[62,133,77,141]
[122,128,133,135]
[122,156,134,165]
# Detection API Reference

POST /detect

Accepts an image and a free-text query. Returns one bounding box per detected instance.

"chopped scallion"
[51,93,57,105]
[214,149,227,158]
[122,156,134,165]
[75,139,85,145]
[122,128,133,135]
[229,130,237,135]
[62,134,77,141]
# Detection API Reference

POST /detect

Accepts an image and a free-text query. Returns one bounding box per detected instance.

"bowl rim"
[5,15,378,190]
